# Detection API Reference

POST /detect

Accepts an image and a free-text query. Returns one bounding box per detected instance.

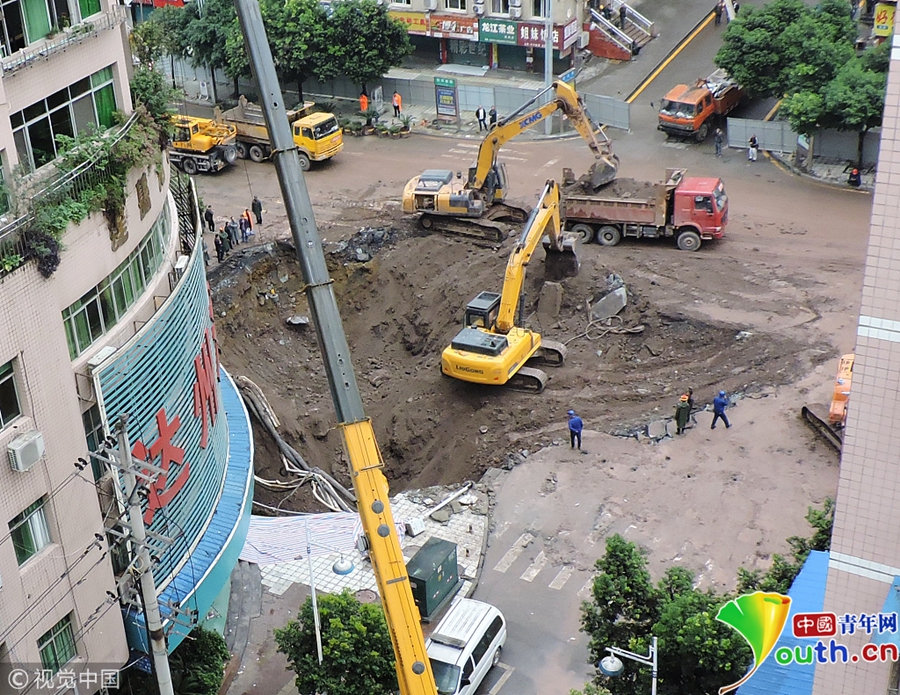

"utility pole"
[544,0,554,136]
[115,417,175,695]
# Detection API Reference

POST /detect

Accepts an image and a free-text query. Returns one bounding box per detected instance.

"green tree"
[181,0,238,103]
[124,627,231,695]
[130,66,178,126]
[782,90,825,168]
[823,58,886,166]
[275,589,398,695]
[715,0,853,98]
[130,18,168,66]
[581,536,752,695]
[136,6,189,88]
[318,0,412,89]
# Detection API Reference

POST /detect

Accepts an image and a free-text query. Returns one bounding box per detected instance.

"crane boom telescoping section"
[231,2,438,695]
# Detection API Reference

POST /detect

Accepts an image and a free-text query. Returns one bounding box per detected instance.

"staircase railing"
[606,0,656,38]
[589,9,634,53]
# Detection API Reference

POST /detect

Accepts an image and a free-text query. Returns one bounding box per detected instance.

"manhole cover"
[356,589,378,604]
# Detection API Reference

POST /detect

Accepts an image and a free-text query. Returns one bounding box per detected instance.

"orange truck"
[657,69,744,142]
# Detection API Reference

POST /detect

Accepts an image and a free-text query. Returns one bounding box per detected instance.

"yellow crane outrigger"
[440,180,578,392]
[402,80,619,241]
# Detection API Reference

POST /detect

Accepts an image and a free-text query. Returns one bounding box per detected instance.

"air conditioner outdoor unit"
[509,0,521,7]
[8,430,45,472]
[578,30,590,48]
[474,3,485,14]
[173,254,190,280]
[424,0,438,9]
[510,5,522,16]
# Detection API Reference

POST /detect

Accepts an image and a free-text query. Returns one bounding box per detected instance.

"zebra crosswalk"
[440,141,529,163]
[489,528,595,593]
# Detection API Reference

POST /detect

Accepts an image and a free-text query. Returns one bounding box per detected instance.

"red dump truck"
[562,168,728,251]
[657,68,744,142]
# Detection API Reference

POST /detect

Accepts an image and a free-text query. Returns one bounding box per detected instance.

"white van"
[426,598,507,695]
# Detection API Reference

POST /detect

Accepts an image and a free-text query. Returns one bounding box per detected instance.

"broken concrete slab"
[537,281,563,323]
[592,286,628,321]
[647,420,668,439]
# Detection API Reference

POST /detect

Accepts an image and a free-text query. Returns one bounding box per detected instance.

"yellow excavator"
[440,180,578,392]
[402,80,619,241]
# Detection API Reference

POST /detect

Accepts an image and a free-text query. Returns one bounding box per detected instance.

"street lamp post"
[302,516,356,665]
[598,635,658,695]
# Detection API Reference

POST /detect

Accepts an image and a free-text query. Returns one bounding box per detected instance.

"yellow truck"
[216,95,343,170]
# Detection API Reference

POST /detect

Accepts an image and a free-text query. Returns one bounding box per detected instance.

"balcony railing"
[1,5,127,76]
[0,110,140,278]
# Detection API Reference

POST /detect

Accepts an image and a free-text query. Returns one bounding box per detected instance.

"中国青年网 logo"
[716,591,900,694]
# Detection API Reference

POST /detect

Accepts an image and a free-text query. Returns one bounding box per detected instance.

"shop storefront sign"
[430,14,479,40]
[516,17,578,50]
[479,18,518,45]
[389,10,430,35]
[874,2,895,36]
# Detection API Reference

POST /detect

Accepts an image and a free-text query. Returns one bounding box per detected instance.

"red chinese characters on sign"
[132,408,190,525]
[389,10,430,35]
[193,326,220,449]
[792,612,837,638]
[429,14,479,40]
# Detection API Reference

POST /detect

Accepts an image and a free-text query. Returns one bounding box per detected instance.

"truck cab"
[671,177,728,240]
[292,112,343,164]
[658,84,713,141]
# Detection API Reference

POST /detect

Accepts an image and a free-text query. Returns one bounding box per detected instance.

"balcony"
[1,5,127,77]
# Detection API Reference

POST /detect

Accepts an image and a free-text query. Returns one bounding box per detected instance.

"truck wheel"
[298,153,311,171]
[222,145,238,165]
[677,230,702,251]
[696,123,709,142]
[249,145,265,163]
[182,158,198,176]
[235,142,248,159]
[598,225,622,246]
[570,223,595,244]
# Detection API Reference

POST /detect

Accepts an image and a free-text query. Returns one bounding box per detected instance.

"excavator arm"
[469,80,617,192]
[496,180,563,333]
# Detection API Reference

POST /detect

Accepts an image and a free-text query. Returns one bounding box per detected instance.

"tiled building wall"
[812,22,900,695]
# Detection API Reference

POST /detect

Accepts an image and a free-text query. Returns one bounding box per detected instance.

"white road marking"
[488,663,515,695]
[538,157,560,170]
[520,551,547,582]
[500,155,527,162]
[577,579,594,599]
[548,565,574,590]
[455,142,480,149]
[493,532,535,573]
[493,520,511,540]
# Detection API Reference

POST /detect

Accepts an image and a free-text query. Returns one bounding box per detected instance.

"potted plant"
[361,107,380,135]
[398,114,413,135]
[389,125,403,139]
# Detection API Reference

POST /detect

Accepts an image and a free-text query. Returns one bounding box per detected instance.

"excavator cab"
[467,163,510,205]
[464,292,501,330]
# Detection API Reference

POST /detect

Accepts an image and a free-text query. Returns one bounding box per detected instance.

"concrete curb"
[766,151,874,194]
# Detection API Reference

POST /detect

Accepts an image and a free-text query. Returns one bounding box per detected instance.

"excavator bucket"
[543,233,580,281]
[588,154,619,190]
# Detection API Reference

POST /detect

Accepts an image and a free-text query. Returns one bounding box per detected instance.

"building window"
[491,0,509,13]
[0,0,100,59]
[9,499,51,565]
[390,0,411,5]
[444,0,466,9]
[82,404,105,480]
[0,360,21,430]
[12,65,117,171]
[38,615,76,674]
[532,0,547,15]
[62,205,170,359]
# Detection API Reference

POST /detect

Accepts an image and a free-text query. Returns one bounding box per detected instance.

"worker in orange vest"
[359,90,368,113]
[392,91,402,118]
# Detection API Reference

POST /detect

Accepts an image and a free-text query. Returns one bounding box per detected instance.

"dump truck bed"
[217,96,313,141]
[563,177,664,226]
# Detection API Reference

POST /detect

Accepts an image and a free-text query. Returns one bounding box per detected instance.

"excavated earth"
[209,208,832,514]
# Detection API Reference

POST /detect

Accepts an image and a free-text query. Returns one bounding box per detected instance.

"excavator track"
[485,203,529,223]
[418,214,506,243]
[507,366,549,392]
[531,339,567,366]
[801,404,843,453]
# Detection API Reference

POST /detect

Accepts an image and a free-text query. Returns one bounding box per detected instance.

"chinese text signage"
[430,14,479,40]
[389,10,430,35]
[479,18,518,45]
[516,17,578,50]
[435,78,459,121]
[874,2,895,36]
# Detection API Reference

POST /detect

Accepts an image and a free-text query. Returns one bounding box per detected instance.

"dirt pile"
[209,223,825,513]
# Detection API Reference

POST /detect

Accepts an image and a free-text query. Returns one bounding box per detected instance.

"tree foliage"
[580,536,751,695]
[275,589,398,695]
[130,66,178,126]
[125,627,231,695]
[317,0,412,88]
